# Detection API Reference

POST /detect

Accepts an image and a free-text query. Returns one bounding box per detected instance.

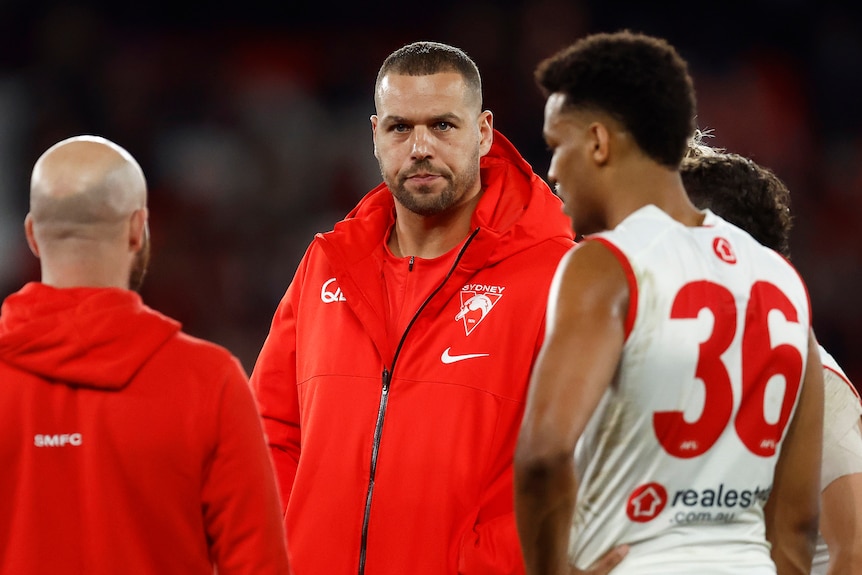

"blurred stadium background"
[1,0,859,390]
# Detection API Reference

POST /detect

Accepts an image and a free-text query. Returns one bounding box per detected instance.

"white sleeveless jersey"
[811,345,862,575]
[571,206,812,575]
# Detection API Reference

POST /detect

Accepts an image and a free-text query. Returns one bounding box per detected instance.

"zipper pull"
[408,255,415,271]
[382,368,391,392]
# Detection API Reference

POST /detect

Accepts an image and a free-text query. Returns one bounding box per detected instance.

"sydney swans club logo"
[455,284,504,336]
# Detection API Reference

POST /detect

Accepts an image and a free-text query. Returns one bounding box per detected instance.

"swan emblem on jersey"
[712,237,737,264]
[455,285,504,336]
[626,482,668,523]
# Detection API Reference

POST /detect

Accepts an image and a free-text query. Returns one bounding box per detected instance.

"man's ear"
[370,115,380,159]
[478,109,494,157]
[129,208,148,251]
[24,213,40,258]
[590,122,611,166]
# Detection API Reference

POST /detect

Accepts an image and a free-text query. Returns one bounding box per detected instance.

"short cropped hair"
[375,41,483,109]
[535,30,696,168]
[681,152,793,258]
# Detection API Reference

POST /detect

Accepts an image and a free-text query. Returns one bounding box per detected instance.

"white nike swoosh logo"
[441,347,490,364]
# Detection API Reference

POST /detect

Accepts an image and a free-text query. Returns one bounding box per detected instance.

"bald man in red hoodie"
[0,135,291,575]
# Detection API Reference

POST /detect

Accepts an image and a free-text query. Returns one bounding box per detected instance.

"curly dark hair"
[375,41,482,109]
[534,30,696,168]
[681,153,793,258]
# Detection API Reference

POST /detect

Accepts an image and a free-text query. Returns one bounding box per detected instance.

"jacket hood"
[332,129,573,266]
[0,282,180,389]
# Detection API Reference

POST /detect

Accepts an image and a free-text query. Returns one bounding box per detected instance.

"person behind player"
[681,145,862,575]
[250,41,574,573]
[513,31,824,575]
[0,135,291,574]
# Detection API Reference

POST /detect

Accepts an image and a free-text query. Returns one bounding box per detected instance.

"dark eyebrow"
[429,113,461,124]
[379,115,409,126]
[379,113,463,127]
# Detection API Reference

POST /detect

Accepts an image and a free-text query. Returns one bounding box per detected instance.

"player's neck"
[389,200,477,259]
[38,242,133,290]
[651,170,705,227]
[610,165,703,228]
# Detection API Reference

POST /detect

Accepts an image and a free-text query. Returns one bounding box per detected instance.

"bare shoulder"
[548,239,629,322]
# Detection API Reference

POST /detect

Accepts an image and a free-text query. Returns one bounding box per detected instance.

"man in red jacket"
[251,41,575,574]
[0,135,291,575]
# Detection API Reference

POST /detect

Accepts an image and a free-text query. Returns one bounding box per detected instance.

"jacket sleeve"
[204,357,292,575]
[250,274,303,514]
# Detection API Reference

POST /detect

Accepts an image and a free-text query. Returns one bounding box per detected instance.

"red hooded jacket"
[0,283,291,575]
[252,131,574,574]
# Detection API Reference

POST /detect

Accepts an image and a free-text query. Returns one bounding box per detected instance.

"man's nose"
[410,127,432,159]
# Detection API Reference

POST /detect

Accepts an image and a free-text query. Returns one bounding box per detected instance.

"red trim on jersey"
[588,237,638,341]
[783,256,813,328]
[824,364,862,403]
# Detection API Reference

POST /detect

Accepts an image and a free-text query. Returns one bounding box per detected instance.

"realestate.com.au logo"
[626,481,771,525]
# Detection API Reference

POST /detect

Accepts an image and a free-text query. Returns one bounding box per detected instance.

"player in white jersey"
[514,31,825,575]
[814,348,862,575]
[681,148,862,575]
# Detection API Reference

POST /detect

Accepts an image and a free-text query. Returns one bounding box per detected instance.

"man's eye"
[434,122,452,131]
[393,124,410,133]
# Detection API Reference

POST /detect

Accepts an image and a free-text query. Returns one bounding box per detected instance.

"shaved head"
[30,135,146,233]
[27,135,150,290]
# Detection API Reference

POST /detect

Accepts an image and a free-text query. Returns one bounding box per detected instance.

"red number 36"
[653,280,804,458]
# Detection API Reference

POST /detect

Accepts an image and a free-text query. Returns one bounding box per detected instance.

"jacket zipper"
[357,228,480,575]
[358,367,390,574]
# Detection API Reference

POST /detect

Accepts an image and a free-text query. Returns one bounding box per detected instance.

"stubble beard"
[129,226,151,292]
[383,155,480,217]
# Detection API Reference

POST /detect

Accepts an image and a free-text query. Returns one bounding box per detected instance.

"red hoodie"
[0,283,291,575]
[251,131,574,574]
